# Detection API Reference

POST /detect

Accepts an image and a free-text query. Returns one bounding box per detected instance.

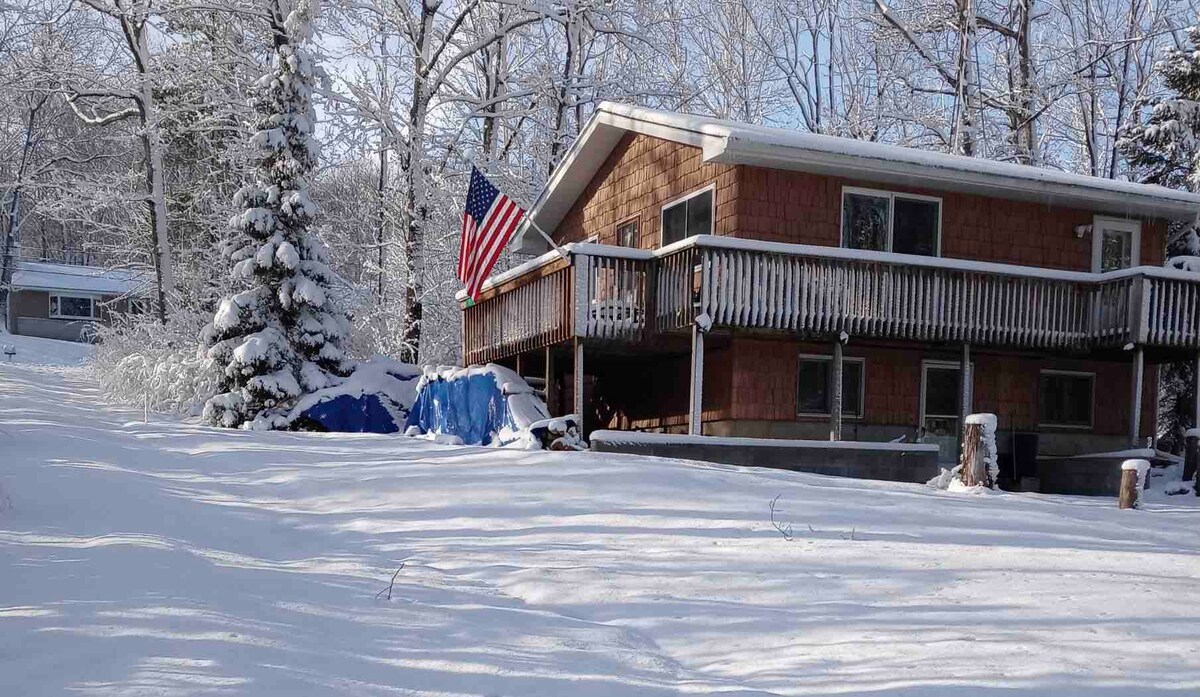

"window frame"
[659,184,716,248]
[614,216,640,248]
[48,293,97,320]
[919,359,973,421]
[796,353,867,419]
[1038,369,1096,430]
[1091,216,1141,273]
[840,186,943,257]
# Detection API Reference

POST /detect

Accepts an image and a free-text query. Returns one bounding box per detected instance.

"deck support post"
[689,323,705,436]
[1129,345,1145,448]
[959,343,972,419]
[544,346,556,416]
[573,339,584,432]
[830,338,844,441]
[514,352,523,378]
[1194,351,1200,433]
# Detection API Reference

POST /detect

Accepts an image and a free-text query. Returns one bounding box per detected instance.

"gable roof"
[514,102,1200,254]
[10,261,148,296]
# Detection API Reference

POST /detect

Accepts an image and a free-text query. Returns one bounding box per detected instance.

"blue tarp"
[300,393,402,434]
[292,358,421,433]
[404,369,533,446]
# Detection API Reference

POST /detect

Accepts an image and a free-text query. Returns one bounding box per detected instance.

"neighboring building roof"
[10,261,148,296]
[515,102,1200,254]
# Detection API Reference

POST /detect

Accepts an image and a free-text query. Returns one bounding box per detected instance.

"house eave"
[514,101,1200,255]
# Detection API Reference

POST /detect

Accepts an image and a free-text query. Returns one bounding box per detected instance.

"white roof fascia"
[714,134,1200,220]
[515,101,1200,255]
[513,107,730,254]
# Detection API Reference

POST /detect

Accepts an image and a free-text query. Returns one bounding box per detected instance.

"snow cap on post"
[1118,458,1151,510]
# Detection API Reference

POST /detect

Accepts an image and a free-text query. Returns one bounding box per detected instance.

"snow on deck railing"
[463,235,1200,361]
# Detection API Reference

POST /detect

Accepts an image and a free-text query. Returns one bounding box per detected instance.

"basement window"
[841,187,941,257]
[1039,371,1094,428]
[49,294,97,320]
[797,355,864,418]
[661,187,713,246]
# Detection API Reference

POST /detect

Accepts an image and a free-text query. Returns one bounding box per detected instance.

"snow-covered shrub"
[92,308,220,415]
[1167,256,1200,273]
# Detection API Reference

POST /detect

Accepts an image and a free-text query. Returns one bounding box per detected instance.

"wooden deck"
[461,236,1200,364]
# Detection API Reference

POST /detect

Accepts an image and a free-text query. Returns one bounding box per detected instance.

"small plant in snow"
[201,0,351,429]
[769,494,793,541]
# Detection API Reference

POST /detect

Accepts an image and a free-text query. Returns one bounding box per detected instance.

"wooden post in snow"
[688,323,705,436]
[959,413,997,488]
[830,338,844,441]
[1183,428,1199,487]
[1119,458,1150,509]
[1129,345,1144,448]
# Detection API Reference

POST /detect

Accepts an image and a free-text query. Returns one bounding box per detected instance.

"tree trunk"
[0,98,40,330]
[125,16,174,322]
[959,421,988,487]
[952,0,980,156]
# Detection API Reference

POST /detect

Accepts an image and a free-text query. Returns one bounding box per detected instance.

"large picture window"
[661,187,713,246]
[842,187,941,257]
[797,355,864,418]
[1039,371,1094,428]
[49,294,96,320]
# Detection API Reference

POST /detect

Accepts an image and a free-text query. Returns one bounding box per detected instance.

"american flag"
[458,167,526,301]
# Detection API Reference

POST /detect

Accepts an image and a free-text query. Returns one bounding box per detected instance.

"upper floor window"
[49,294,96,320]
[1092,216,1140,272]
[616,219,639,248]
[661,187,713,246]
[841,187,940,257]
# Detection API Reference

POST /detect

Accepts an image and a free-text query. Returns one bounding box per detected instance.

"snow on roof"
[10,261,148,296]
[515,102,1200,254]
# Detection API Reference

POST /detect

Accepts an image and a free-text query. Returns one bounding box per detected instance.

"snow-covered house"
[6,261,146,342]
[460,102,1200,482]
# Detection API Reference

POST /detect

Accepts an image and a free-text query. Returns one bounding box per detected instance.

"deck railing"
[461,236,1200,362]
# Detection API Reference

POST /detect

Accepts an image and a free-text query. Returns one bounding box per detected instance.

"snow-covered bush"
[201,1,351,429]
[92,308,220,415]
[1167,255,1200,273]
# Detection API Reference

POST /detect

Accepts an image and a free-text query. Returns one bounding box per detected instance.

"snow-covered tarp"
[290,357,421,433]
[404,364,559,448]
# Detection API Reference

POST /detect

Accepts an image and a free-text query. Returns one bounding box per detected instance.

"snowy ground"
[3,346,1200,695]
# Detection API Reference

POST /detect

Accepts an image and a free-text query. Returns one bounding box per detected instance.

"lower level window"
[1039,371,1094,428]
[798,355,864,417]
[49,294,96,320]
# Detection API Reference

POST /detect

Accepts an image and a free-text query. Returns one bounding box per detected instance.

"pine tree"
[201,0,351,430]
[1120,26,1200,450]
[1120,26,1200,257]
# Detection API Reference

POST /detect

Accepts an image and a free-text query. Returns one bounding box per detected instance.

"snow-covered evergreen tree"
[201,0,351,430]
[1120,25,1200,257]
[1120,26,1200,451]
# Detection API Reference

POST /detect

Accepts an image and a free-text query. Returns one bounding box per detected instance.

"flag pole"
[525,217,570,262]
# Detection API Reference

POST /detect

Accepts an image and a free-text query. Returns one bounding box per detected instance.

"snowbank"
[6,364,1200,695]
[0,330,92,367]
